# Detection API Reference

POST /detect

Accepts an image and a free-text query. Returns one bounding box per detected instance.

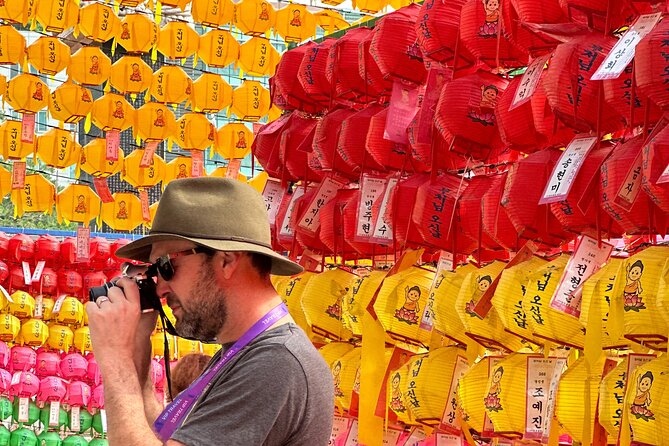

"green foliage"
[0,197,77,230]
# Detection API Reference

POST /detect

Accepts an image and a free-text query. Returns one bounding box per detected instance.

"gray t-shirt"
[170,323,334,446]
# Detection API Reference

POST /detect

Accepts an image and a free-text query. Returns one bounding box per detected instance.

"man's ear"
[217,251,244,280]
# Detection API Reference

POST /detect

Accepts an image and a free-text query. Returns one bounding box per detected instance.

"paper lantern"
[67,46,112,86]
[330,347,361,412]
[197,29,239,69]
[192,0,234,27]
[0,315,19,342]
[110,56,153,95]
[0,120,35,160]
[35,0,78,33]
[150,66,192,105]
[278,113,321,182]
[85,355,101,386]
[318,189,357,258]
[297,38,335,106]
[624,357,669,445]
[252,113,291,179]
[56,269,83,297]
[9,345,36,373]
[495,76,548,152]
[79,138,124,178]
[458,175,505,253]
[89,238,111,269]
[636,18,669,110]
[459,356,504,435]
[91,93,135,132]
[100,193,143,232]
[599,355,646,440]
[238,37,280,78]
[9,291,35,321]
[159,0,192,8]
[365,107,411,173]
[8,267,30,293]
[311,108,357,172]
[274,4,316,43]
[66,380,92,413]
[10,174,56,218]
[603,64,662,129]
[34,235,59,265]
[8,233,34,264]
[216,123,253,159]
[233,0,275,36]
[325,28,374,102]
[135,102,177,143]
[430,264,477,345]
[56,184,101,226]
[122,149,166,189]
[230,80,271,121]
[77,2,121,43]
[46,324,73,353]
[35,350,60,378]
[175,338,201,359]
[55,297,84,327]
[60,353,87,381]
[0,25,25,65]
[164,156,193,186]
[33,265,58,297]
[301,268,356,340]
[190,73,232,113]
[642,122,669,213]
[174,113,216,151]
[36,377,67,408]
[48,82,94,124]
[274,272,316,338]
[415,0,468,64]
[5,73,49,114]
[26,36,70,75]
[272,42,323,114]
[0,0,34,24]
[340,270,387,337]
[36,128,82,169]
[19,318,48,347]
[387,360,415,424]
[38,297,55,322]
[117,14,159,54]
[157,22,199,60]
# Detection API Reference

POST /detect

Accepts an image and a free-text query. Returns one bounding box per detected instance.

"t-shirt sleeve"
[170,343,307,446]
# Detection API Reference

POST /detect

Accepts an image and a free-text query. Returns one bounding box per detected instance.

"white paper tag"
[372,177,399,242]
[52,295,66,315]
[279,187,306,238]
[421,251,454,331]
[615,152,643,211]
[298,177,344,235]
[31,260,45,284]
[34,295,43,318]
[436,433,463,446]
[356,175,387,241]
[262,179,286,229]
[541,358,567,442]
[657,161,669,184]
[343,419,359,446]
[540,135,598,204]
[18,397,29,423]
[0,285,14,304]
[328,416,350,444]
[49,401,60,427]
[100,409,108,433]
[525,357,558,440]
[76,226,91,263]
[402,428,427,446]
[71,405,81,432]
[382,427,403,445]
[22,261,31,286]
[510,54,550,110]
[440,356,469,433]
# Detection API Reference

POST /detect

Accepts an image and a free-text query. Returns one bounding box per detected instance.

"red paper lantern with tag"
[33,267,58,297]
[366,107,412,173]
[8,267,30,293]
[603,64,662,128]
[560,0,640,33]
[495,75,547,153]
[415,0,469,64]
[392,173,432,249]
[338,103,388,177]
[34,235,60,266]
[510,0,567,23]
[643,122,669,213]
[359,31,393,100]
[297,39,336,106]
[272,43,323,114]
[635,19,669,110]
[253,113,292,180]
[59,237,79,267]
[280,113,322,183]
[83,272,108,299]
[8,234,35,263]
[312,108,357,172]
[57,269,83,299]
[459,174,505,253]
[110,239,132,266]
[89,238,111,269]
[294,188,330,254]
[326,28,375,103]
[319,189,359,259]
[530,85,577,148]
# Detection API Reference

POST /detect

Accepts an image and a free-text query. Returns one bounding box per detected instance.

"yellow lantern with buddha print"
[79,138,124,178]
[117,14,159,54]
[122,150,166,189]
[301,268,356,341]
[67,47,112,87]
[48,82,94,124]
[100,193,143,232]
[151,66,192,106]
[432,263,478,346]
[26,36,70,75]
[56,184,101,226]
[5,73,49,114]
[77,3,121,43]
[233,0,275,36]
[10,174,56,218]
[164,157,194,188]
[216,123,253,160]
[624,357,669,445]
[274,4,316,43]
[35,0,78,33]
[110,56,153,95]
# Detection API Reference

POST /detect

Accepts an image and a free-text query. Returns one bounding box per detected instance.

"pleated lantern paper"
[387,359,416,425]
[56,267,83,296]
[603,64,663,129]
[77,3,121,43]
[10,174,55,218]
[0,1,34,25]
[251,114,291,180]
[55,297,84,326]
[392,174,435,250]
[151,66,192,106]
[318,343,356,401]
[209,166,248,182]
[297,39,335,107]
[293,186,335,254]
[374,266,435,347]
[458,175,507,254]
[191,0,234,28]
[366,107,411,173]
[122,150,166,189]
[159,0,192,8]
[325,28,374,103]
[91,93,135,132]
[275,272,317,338]
[301,268,356,341]
[26,36,70,75]
[0,26,25,65]
[342,270,387,337]
[36,128,82,169]
[319,190,360,259]
[233,0,276,36]
[642,122,669,214]
[636,18,669,110]
[135,102,177,143]
[337,103,387,176]
[272,43,322,114]
[431,263,479,345]
[110,56,153,95]
[530,84,578,149]
[79,138,124,178]
[216,123,253,160]
[48,82,94,124]
[37,376,66,410]
[8,291,35,320]
[357,30,395,100]
[164,156,193,186]
[191,73,232,113]
[238,37,280,77]
[34,235,59,267]
[330,347,361,412]
[5,73,49,114]
[624,357,669,445]
[100,193,143,232]
[157,22,200,60]
[117,14,159,54]
[279,113,321,183]
[312,108,357,172]
[314,10,348,34]
[458,355,505,435]
[36,350,60,378]
[174,113,216,151]
[56,184,101,226]
[274,4,316,44]
[8,233,34,264]
[198,29,240,69]
[35,0,78,33]
[19,319,48,347]
[0,315,19,342]
[0,120,35,160]
[415,0,468,65]
[67,46,112,87]
[230,80,271,122]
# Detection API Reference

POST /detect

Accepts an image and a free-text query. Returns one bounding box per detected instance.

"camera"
[88,263,162,312]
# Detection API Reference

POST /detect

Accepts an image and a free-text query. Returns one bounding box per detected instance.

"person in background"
[167,353,212,402]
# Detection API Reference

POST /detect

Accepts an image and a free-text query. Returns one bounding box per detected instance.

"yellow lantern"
[144,201,159,228]
[151,66,192,105]
[233,0,275,36]
[77,3,121,43]
[0,26,25,65]
[135,102,177,142]
[198,29,240,69]
[11,173,48,219]
[459,356,504,435]
[215,123,253,159]
[35,0,78,33]
[120,0,146,6]
[54,297,84,326]
[274,4,317,43]
[20,319,48,347]
[56,183,102,226]
[341,270,387,337]
[110,56,153,95]
[318,341,355,368]
[5,73,49,114]
[100,192,143,232]
[267,103,283,122]
[0,75,6,98]
[26,36,70,75]
[275,272,317,338]
[191,73,232,113]
[330,347,361,412]
[160,0,192,8]
[117,14,159,54]
[0,166,12,200]
[0,0,34,24]
[230,80,270,122]
[67,46,112,86]
[157,22,199,60]
[624,357,669,445]
[36,128,82,169]
[0,314,20,342]
[50,324,76,352]
[237,37,280,77]
[176,337,201,359]
[174,113,217,151]
[301,268,357,341]
[38,297,55,322]
[79,138,124,178]
[209,166,247,182]
[0,120,35,160]
[247,171,268,193]
[192,0,234,27]
[314,10,349,34]
[91,93,135,132]
[202,343,221,357]
[164,156,193,185]
[48,82,94,124]
[8,291,35,319]
[151,331,176,359]
[355,0,389,13]
[121,149,166,189]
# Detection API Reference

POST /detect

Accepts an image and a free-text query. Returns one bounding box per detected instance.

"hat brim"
[115,233,304,276]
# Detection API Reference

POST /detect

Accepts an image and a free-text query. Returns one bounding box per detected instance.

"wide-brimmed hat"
[115,177,303,276]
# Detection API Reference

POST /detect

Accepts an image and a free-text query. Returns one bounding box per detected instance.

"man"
[86,177,334,446]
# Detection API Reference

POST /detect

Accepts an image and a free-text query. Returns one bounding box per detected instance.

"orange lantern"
[190,73,232,113]
[56,184,101,226]
[159,0,192,8]
[35,0,78,33]
[198,29,240,69]
[79,139,124,178]
[151,66,192,105]
[100,193,143,232]
[36,129,82,169]
[121,150,166,189]
[0,0,34,24]
[174,113,217,151]
[117,14,159,54]
[238,37,280,77]
[10,174,56,218]
[77,3,121,43]
[91,93,135,132]
[216,123,253,159]
[209,166,248,182]
[230,80,270,122]
[48,81,93,124]
[164,156,193,185]
[233,0,275,36]
[67,46,112,86]
[135,102,177,142]
[0,166,12,200]
[119,0,145,5]
[192,0,234,27]
[0,26,25,65]
[157,22,199,60]
[274,4,316,43]
[26,36,70,75]
[0,121,34,160]
[314,11,348,34]
[110,56,153,95]
[5,73,49,114]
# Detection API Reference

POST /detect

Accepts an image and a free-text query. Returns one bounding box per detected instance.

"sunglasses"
[147,246,214,281]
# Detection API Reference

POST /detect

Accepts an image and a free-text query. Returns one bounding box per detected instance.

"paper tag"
[591,13,662,80]
[297,177,344,235]
[384,81,421,144]
[355,175,387,241]
[31,260,45,284]
[22,261,31,286]
[10,372,20,386]
[525,357,559,440]
[34,295,43,318]
[440,356,469,434]
[382,427,402,445]
[510,54,550,110]
[49,401,60,427]
[93,177,114,203]
[52,295,66,315]
[18,397,29,423]
[540,358,567,442]
[141,142,158,168]
[371,177,399,243]
[139,189,150,222]
[420,251,454,331]
[100,409,108,433]
[0,286,13,304]
[343,419,359,446]
[262,179,286,228]
[11,161,26,190]
[540,136,598,204]
[658,161,669,184]
[549,235,613,317]
[435,433,463,446]
[402,428,427,446]
[226,158,241,179]
[71,406,81,432]
[21,113,35,144]
[615,152,643,211]
[76,226,91,262]
[329,416,350,444]
[279,187,306,238]
[105,131,120,161]
[191,150,204,177]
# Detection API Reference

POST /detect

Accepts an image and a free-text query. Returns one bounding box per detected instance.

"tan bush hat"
[115,177,303,276]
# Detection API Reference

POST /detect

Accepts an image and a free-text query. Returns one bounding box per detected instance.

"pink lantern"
[0,369,11,394]
[10,346,37,373]
[65,380,91,408]
[8,234,35,263]
[36,376,67,408]
[85,353,101,387]
[36,350,61,379]
[0,341,9,369]
[60,353,88,381]
[89,384,104,414]
[9,371,39,398]
[150,359,164,391]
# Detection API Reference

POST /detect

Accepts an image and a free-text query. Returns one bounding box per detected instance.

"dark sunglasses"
[147,246,214,281]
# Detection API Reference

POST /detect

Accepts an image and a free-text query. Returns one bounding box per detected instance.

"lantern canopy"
[56,184,102,226]
[26,36,70,75]
[198,29,240,69]
[77,3,121,43]
[234,0,276,36]
[117,14,159,54]
[67,46,112,86]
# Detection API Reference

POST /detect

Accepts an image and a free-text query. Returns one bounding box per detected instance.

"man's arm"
[135,330,165,424]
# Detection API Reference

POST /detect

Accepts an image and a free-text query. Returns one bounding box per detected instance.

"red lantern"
[89,238,111,269]
[319,189,358,259]
[8,267,30,293]
[643,122,669,214]
[8,234,34,263]
[253,113,292,180]
[59,237,79,267]
[57,269,83,299]
[560,0,640,33]
[367,107,412,173]
[326,28,375,103]
[459,174,506,253]
[110,239,133,267]
[510,0,567,23]
[280,113,322,182]
[297,39,336,106]
[34,235,60,267]
[294,188,330,254]
[359,32,393,98]
[33,267,58,297]
[530,84,577,148]
[0,261,9,286]
[312,108,357,172]
[495,75,547,153]
[602,64,662,128]
[272,42,323,114]
[635,18,669,110]
[415,0,469,64]
[0,233,9,259]
[392,173,433,249]
[337,103,388,177]
[83,271,108,298]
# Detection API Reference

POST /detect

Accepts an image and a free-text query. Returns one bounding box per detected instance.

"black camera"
[88,263,162,312]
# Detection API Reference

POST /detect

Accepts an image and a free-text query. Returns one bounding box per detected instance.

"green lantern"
[0,425,10,446]
[36,431,62,446]
[39,406,68,430]
[0,397,11,422]
[68,407,92,433]
[12,400,40,425]
[9,427,37,446]
[62,436,88,446]
[91,412,105,435]
[87,440,107,446]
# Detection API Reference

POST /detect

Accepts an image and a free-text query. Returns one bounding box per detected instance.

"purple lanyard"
[153,302,289,441]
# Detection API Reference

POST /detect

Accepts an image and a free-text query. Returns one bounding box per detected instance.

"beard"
[170,260,228,341]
